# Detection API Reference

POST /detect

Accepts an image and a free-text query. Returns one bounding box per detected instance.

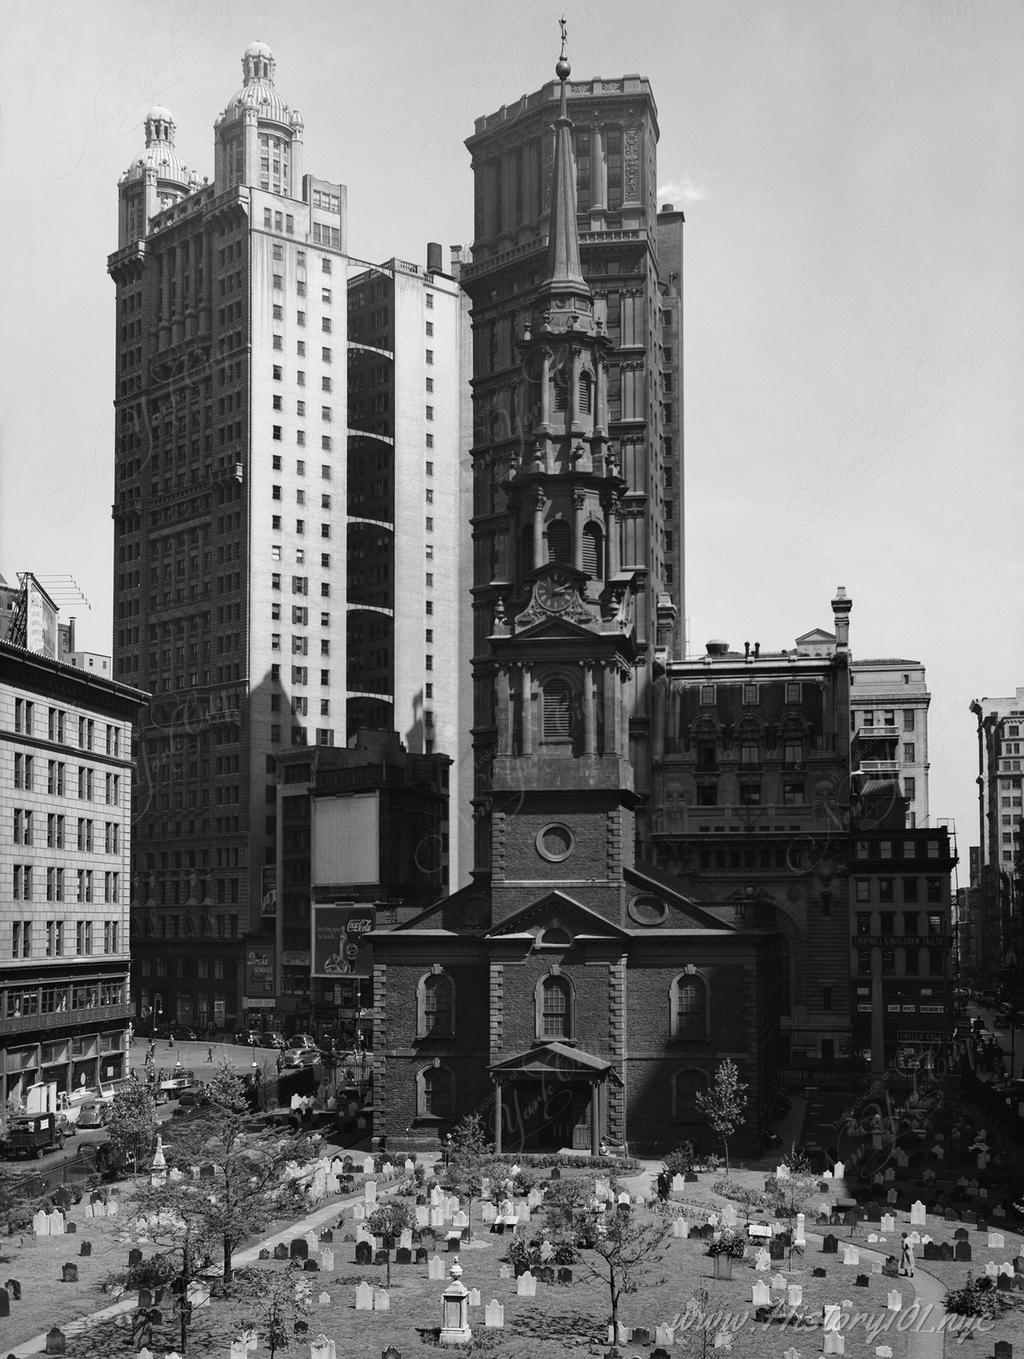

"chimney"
[426,241,443,274]
[832,586,852,651]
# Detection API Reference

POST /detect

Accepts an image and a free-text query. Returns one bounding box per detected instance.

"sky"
[0,0,1021,858]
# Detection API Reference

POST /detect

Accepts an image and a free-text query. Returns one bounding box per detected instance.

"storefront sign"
[245,946,275,997]
[260,865,277,918]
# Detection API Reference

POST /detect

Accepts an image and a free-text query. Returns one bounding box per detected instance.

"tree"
[122,1182,217,1354]
[160,1060,316,1282]
[107,1082,159,1173]
[229,1265,311,1359]
[366,1200,414,1288]
[439,1110,493,1242]
[571,1203,668,1335]
[695,1059,748,1175]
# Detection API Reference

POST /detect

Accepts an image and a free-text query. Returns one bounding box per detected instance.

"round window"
[536,823,574,862]
[628,895,668,926]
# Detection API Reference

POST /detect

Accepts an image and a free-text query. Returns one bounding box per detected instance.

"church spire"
[544,19,588,296]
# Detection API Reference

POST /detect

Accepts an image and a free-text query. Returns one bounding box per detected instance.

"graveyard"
[8,1110,1024,1359]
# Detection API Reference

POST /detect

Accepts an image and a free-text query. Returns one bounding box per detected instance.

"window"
[903,743,916,763]
[742,683,758,705]
[418,970,455,1036]
[785,682,801,703]
[903,710,915,731]
[542,678,574,741]
[904,776,916,801]
[418,1065,454,1119]
[672,973,708,1038]
[855,879,870,903]
[699,685,715,706]
[902,877,919,903]
[538,974,573,1039]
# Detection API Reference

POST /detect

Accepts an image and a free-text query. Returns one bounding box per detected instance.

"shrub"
[707,1228,746,1259]
[945,1273,1000,1318]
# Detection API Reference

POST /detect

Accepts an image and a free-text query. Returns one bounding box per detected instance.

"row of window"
[855,910,945,933]
[415,970,711,1041]
[855,947,945,976]
[10,918,120,959]
[853,709,917,732]
[854,877,945,904]
[12,812,120,853]
[12,866,120,903]
[697,682,805,706]
[13,757,122,803]
[12,703,121,754]
[4,978,125,1020]
[853,838,944,860]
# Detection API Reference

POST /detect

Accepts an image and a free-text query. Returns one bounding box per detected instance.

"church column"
[591,125,607,212]
[606,501,621,578]
[532,490,546,566]
[573,491,585,572]
[590,1080,601,1156]
[493,1079,503,1155]
[539,349,551,428]
[583,663,596,755]
[496,666,512,755]
[653,674,666,759]
[243,108,260,186]
[520,665,533,755]
[595,360,608,438]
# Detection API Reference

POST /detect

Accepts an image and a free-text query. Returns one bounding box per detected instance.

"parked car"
[281,1048,320,1070]
[76,1101,110,1130]
[289,1034,319,1051]
[264,1030,288,1050]
[235,1029,264,1047]
[1,1111,66,1158]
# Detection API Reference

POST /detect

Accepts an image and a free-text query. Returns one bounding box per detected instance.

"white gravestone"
[485,1299,504,1328]
[517,1270,537,1297]
[354,1281,373,1310]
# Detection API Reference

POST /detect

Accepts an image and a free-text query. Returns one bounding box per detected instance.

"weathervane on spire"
[555,17,571,84]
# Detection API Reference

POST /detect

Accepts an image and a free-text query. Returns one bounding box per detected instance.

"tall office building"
[970,687,1024,974]
[108,45,470,1031]
[850,657,931,828]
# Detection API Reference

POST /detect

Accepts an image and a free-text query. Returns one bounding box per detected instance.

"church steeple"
[544,20,587,298]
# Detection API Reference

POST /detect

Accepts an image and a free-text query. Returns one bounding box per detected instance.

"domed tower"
[213,41,304,195]
[117,106,197,247]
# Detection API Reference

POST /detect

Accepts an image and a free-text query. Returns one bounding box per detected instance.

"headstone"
[751,1281,771,1307]
[373,1287,390,1311]
[0,1286,8,1319]
[517,1270,537,1297]
[319,1248,334,1272]
[416,1204,430,1227]
[993,1342,1012,1359]
[990,1232,1006,1248]
[429,1254,446,1281]
[822,1234,838,1254]
[813,1267,827,1278]
[787,1283,802,1306]
[396,1247,412,1265]
[855,1274,870,1287]
[364,1180,377,1206]
[354,1280,373,1310]
[481,1202,496,1224]
[33,1210,49,1236]
[290,1238,308,1260]
[498,1264,511,1280]
[79,1241,92,1257]
[273,1243,288,1260]
[355,1241,372,1266]
[823,1303,841,1332]
[61,1263,78,1283]
[843,1245,860,1266]
[955,1241,972,1262]
[317,1290,331,1305]
[45,1328,66,1355]
[672,1217,689,1238]
[352,1203,365,1221]
[824,1333,846,1355]
[485,1299,504,1328]
[303,1259,320,1272]
[755,1247,770,1272]
[362,1155,374,1175]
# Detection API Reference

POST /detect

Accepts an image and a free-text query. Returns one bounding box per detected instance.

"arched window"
[671,972,709,1038]
[672,1068,708,1120]
[553,368,568,412]
[578,372,593,413]
[417,969,455,1038]
[546,520,571,564]
[536,973,573,1040]
[542,678,574,741]
[418,1064,454,1119]
[582,523,603,580]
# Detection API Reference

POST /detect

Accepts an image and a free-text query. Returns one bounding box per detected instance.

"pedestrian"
[899,1232,915,1277]
[208,1045,214,1063]
[276,1053,283,1075]
[168,1033,174,1050]
[656,1170,670,1200]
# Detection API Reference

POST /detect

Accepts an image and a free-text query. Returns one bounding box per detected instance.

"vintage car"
[1,1111,67,1159]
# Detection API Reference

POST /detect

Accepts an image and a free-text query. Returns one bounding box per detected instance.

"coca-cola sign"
[312,904,375,979]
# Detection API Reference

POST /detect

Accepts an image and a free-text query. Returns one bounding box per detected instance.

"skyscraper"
[108,45,470,1031]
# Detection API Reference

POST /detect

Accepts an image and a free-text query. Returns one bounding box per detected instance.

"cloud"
[657,176,709,206]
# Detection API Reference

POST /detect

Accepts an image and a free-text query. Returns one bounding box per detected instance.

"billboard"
[260,865,277,918]
[25,576,58,659]
[245,945,275,997]
[313,792,380,886]
[312,904,374,979]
